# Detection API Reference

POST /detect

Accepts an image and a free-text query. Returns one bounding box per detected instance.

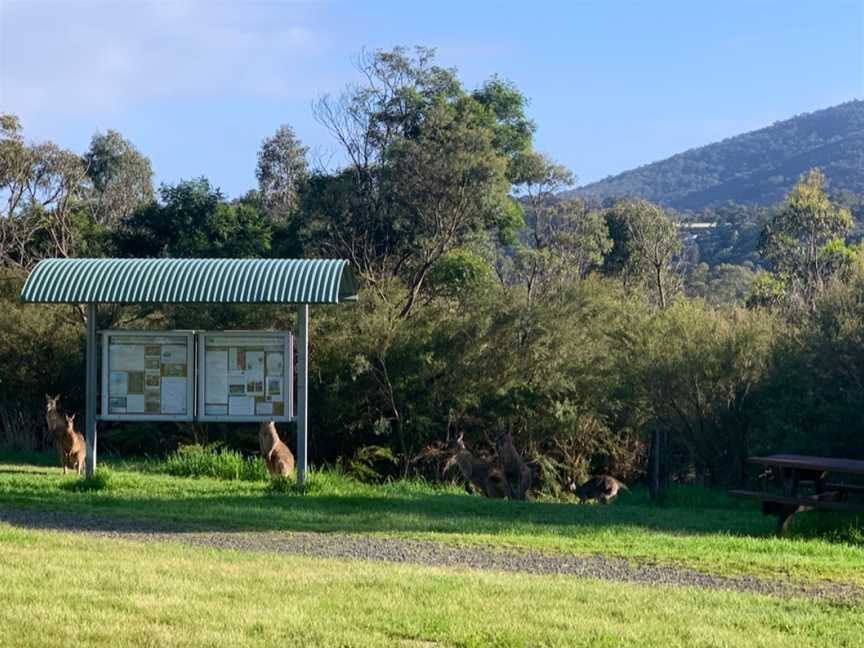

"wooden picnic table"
[730,454,864,535]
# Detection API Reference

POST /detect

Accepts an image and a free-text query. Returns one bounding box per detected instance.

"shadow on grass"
[0,488,783,540]
[1,453,858,544]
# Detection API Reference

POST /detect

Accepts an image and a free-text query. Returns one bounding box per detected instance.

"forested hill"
[568,100,864,210]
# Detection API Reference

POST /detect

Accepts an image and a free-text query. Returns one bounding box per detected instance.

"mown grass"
[0,524,861,648]
[0,450,862,588]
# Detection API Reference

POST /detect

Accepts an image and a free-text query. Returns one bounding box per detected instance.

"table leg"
[776,467,799,536]
[813,471,827,496]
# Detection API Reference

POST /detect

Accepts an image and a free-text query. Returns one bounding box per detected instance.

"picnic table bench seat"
[729,455,864,535]
[729,489,864,513]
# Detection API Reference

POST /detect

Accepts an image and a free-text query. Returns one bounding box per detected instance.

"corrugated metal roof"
[20,258,359,304]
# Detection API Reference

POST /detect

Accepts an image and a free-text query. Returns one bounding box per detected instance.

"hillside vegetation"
[570,100,864,209]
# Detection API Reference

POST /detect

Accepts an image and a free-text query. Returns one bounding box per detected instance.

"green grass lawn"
[0,452,862,588]
[0,523,861,648]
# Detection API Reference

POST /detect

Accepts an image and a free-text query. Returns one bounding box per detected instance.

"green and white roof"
[20,258,359,304]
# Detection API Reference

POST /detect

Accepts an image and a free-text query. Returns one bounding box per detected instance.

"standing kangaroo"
[58,414,86,476]
[47,395,84,474]
[45,394,65,439]
[496,430,532,500]
[259,421,295,477]
[444,432,509,499]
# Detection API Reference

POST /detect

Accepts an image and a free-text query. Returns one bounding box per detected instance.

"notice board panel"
[196,331,293,422]
[100,331,195,421]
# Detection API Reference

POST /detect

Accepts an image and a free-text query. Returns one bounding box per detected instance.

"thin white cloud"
[0,0,326,118]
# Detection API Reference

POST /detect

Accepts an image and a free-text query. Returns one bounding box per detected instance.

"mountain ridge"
[566,100,864,210]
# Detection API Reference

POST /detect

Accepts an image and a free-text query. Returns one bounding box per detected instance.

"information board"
[197,331,293,422]
[100,331,195,421]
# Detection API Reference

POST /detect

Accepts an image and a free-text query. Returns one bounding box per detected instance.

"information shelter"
[20,258,359,485]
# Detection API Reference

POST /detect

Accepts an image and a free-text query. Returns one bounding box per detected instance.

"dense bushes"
[4,269,864,491]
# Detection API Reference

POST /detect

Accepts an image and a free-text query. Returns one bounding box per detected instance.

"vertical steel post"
[296,304,309,488]
[85,302,98,477]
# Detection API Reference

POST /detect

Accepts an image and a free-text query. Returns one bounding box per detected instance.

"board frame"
[195,330,294,423]
[99,330,196,422]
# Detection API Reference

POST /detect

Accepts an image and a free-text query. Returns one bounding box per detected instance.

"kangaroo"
[259,421,295,477]
[58,414,86,476]
[45,394,65,438]
[496,430,532,500]
[574,475,628,504]
[444,432,509,499]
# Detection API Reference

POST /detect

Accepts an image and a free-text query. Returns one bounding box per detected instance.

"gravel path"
[1,507,860,603]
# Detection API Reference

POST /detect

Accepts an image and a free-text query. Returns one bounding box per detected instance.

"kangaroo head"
[64,413,75,428]
[259,420,278,441]
[447,431,466,452]
[443,432,471,477]
[46,394,61,413]
[496,426,517,450]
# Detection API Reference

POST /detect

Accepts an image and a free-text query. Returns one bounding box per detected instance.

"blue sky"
[1,0,862,198]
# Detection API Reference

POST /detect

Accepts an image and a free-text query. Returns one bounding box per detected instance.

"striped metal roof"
[20,258,359,304]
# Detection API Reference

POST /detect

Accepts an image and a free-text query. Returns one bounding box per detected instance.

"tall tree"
[256,124,308,223]
[504,152,610,304]
[83,130,154,227]
[604,199,682,308]
[759,168,853,308]
[117,178,271,259]
[1,114,87,268]
[309,47,528,317]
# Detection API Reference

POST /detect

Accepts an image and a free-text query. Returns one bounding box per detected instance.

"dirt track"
[1,507,860,603]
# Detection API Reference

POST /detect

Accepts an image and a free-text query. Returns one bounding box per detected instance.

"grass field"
[1,523,861,648]
[0,450,862,588]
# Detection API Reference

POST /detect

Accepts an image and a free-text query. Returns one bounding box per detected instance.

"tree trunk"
[649,429,663,500]
[655,264,666,309]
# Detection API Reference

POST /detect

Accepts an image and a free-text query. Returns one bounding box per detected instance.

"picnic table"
[730,454,864,535]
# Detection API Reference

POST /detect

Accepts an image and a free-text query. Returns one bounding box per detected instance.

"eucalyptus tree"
[604,198,682,309]
[256,124,308,223]
[1,114,87,268]
[759,168,853,309]
[307,47,530,317]
[83,130,154,227]
[506,152,611,304]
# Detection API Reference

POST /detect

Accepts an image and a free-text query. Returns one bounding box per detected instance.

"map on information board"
[200,333,291,420]
[104,334,191,417]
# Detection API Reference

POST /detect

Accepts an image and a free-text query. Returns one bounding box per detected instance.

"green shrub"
[161,444,268,481]
[335,445,398,483]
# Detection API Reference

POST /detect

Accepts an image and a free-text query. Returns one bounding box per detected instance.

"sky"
[1,0,862,199]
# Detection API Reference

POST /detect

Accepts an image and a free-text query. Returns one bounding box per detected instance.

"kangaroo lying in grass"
[496,430,532,500]
[259,421,295,477]
[573,475,628,504]
[444,432,509,499]
[58,414,86,476]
